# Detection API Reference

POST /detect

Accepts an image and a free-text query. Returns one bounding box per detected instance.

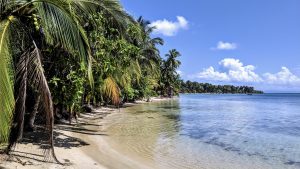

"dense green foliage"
[180,81,263,94]
[0,0,268,162]
[0,0,183,158]
[159,49,182,97]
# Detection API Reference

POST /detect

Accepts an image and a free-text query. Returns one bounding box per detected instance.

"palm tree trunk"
[28,94,40,131]
[6,52,28,152]
[69,106,72,124]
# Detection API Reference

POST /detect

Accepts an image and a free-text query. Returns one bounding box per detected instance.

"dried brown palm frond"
[7,41,59,162]
[102,76,120,105]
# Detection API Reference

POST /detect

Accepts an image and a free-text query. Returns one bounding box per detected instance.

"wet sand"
[1,95,298,169]
[97,97,296,169]
[0,98,171,169]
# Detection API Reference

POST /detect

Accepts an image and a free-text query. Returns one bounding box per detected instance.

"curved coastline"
[0,98,173,169]
[3,95,297,169]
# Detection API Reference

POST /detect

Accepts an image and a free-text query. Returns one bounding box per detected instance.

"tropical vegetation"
[0,0,182,161]
[0,0,265,164]
[180,81,263,94]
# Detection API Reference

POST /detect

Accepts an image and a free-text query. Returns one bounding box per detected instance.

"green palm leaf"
[0,18,15,143]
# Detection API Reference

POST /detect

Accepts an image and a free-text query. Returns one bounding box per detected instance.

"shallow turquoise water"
[179,94,300,167]
[107,94,300,169]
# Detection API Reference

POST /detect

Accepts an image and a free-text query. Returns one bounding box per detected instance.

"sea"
[106,94,300,169]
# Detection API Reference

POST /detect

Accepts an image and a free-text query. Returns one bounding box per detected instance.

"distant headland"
[180,81,263,94]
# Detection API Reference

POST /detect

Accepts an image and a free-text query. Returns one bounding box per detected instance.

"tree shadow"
[0,124,105,165]
[55,125,108,136]
[1,107,111,165]
[21,127,90,149]
[78,123,102,127]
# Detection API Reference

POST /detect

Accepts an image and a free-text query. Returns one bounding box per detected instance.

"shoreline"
[0,97,175,169]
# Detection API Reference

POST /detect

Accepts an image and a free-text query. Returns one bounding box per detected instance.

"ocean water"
[106,94,300,169]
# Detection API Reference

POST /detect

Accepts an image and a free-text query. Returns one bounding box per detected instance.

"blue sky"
[120,0,300,92]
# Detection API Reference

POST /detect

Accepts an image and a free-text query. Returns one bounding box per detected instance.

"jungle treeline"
[0,0,181,161]
[180,81,264,94]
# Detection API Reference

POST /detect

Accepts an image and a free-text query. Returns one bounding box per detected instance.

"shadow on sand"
[0,109,112,166]
[20,127,90,149]
[0,122,108,166]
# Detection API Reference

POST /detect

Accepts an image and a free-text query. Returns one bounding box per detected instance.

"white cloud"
[194,59,300,88]
[177,70,184,76]
[196,58,261,83]
[197,66,229,81]
[263,67,300,85]
[211,41,237,50]
[150,16,188,36]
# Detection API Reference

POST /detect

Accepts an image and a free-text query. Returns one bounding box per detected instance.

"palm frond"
[27,41,58,162]
[115,71,130,89]
[131,59,141,82]
[6,37,58,161]
[34,1,93,86]
[102,76,120,105]
[116,59,142,87]
[151,37,164,46]
[0,18,15,143]
[97,0,133,32]
[35,2,88,59]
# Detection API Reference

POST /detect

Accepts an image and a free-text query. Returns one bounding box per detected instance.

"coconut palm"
[164,49,181,70]
[0,0,129,161]
[137,16,163,72]
[161,49,181,97]
[122,17,163,99]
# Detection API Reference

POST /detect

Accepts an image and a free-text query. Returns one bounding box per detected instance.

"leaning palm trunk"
[6,42,59,162]
[8,51,29,144]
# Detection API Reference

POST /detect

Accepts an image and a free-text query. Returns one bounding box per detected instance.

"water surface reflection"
[106,94,300,169]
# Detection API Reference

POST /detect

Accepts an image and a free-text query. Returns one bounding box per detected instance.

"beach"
[0,98,169,169]
[1,94,300,169]
[101,94,300,169]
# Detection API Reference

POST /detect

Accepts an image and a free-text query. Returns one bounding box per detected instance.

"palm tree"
[137,16,164,72]
[126,17,164,99]
[0,0,129,162]
[161,49,181,97]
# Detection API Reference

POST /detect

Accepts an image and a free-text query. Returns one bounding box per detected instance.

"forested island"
[180,81,264,94]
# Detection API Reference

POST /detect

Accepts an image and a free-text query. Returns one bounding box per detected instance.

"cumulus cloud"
[150,16,188,36]
[211,41,237,50]
[194,58,300,87]
[263,67,300,85]
[197,66,229,81]
[197,58,261,82]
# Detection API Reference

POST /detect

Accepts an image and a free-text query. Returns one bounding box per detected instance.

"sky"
[120,0,300,92]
